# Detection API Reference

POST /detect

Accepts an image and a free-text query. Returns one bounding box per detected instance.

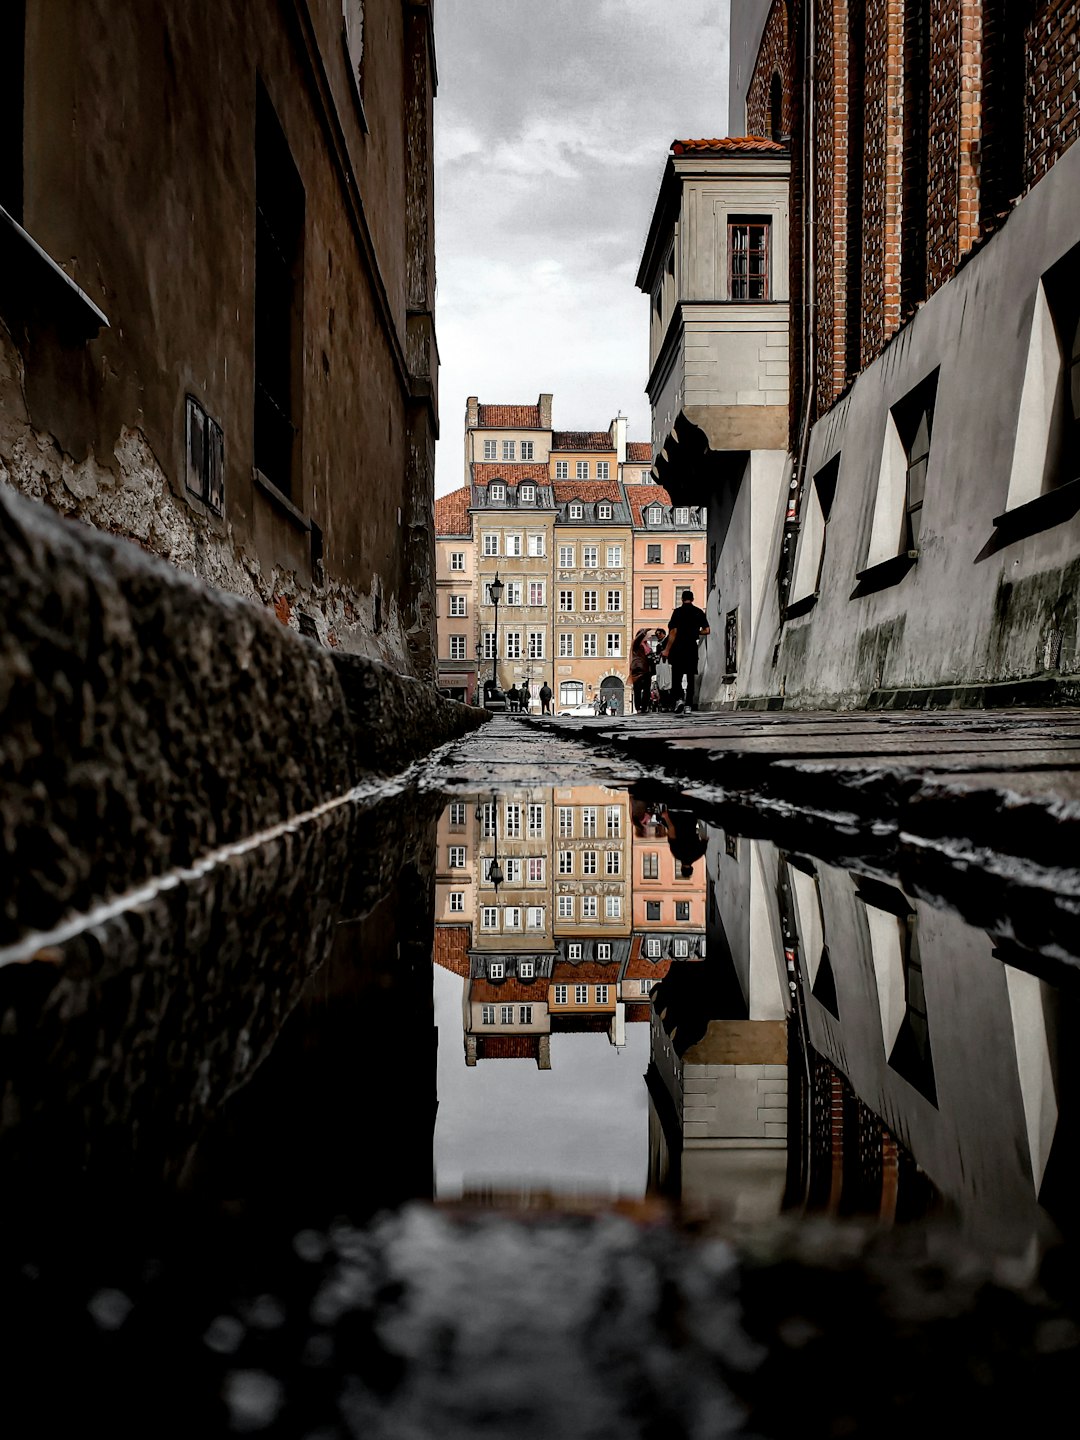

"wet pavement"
[2,717,1079,1436]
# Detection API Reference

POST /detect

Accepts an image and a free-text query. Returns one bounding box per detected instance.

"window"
[504,581,522,606]
[483,534,499,556]
[902,404,931,550]
[597,943,611,960]
[673,938,689,958]
[560,681,584,708]
[1006,251,1080,509]
[646,901,661,921]
[449,802,466,827]
[583,589,598,612]
[607,545,622,567]
[482,1005,496,1024]
[504,803,521,838]
[559,590,574,614]
[605,850,621,875]
[503,858,522,884]
[575,984,588,1004]
[568,943,582,960]
[529,581,545,606]
[528,804,544,837]
[576,461,589,479]
[596,985,609,1004]
[528,631,545,659]
[255,84,304,503]
[605,896,621,919]
[646,938,661,957]
[505,533,522,557]
[606,806,621,836]
[449,595,467,616]
[527,533,545,557]
[502,440,515,461]
[582,851,598,875]
[646,543,662,564]
[597,502,612,518]
[449,846,466,868]
[556,462,569,480]
[520,483,535,503]
[449,636,466,659]
[559,545,575,567]
[505,631,522,659]
[559,849,573,873]
[676,544,691,564]
[490,961,505,979]
[519,1005,533,1024]
[597,463,610,480]
[606,633,621,657]
[554,984,568,1004]
[582,808,598,837]
[728,218,770,300]
[450,551,465,571]
[558,895,574,918]
[582,897,598,919]
[521,442,535,461]
[583,546,598,568]
[639,979,653,995]
[606,590,622,611]
[641,470,651,483]
[501,1004,514,1024]
[674,507,690,525]
[642,852,659,879]
[569,502,583,518]
[490,483,506,503]
[559,808,574,837]
[643,586,660,610]
[449,891,464,912]
[864,371,938,573]
[519,960,534,978]
[528,857,544,882]
[675,901,690,922]
[527,907,544,929]
[482,803,496,838]
[648,506,663,526]
[482,632,496,659]
[504,907,521,929]
[483,439,497,460]
[582,634,597,656]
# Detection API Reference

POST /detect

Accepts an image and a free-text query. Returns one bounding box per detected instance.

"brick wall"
[1025,0,1080,187]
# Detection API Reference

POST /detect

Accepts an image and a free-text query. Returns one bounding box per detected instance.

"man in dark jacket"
[661,590,710,711]
[539,681,553,714]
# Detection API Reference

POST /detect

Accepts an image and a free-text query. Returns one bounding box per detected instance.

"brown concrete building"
[0,0,438,672]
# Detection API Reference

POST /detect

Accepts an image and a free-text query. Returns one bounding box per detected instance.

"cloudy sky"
[433,0,732,496]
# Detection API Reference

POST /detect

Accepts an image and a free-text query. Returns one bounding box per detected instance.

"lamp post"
[478,792,503,894]
[488,571,504,691]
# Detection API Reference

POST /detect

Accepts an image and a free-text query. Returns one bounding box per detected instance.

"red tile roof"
[435,487,472,536]
[472,463,551,487]
[624,483,674,526]
[552,480,622,505]
[471,978,548,1003]
[626,442,654,462]
[434,925,471,977]
[477,404,542,428]
[551,431,615,451]
[672,136,787,155]
[551,961,622,983]
[477,1036,544,1060]
[624,953,674,981]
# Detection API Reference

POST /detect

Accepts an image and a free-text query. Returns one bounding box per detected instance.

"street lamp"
[486,792,503,894]
[488,571,504,689]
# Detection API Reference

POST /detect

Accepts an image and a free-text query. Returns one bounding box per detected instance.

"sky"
[433,0,732,497]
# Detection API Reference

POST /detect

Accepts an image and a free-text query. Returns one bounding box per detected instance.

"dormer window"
[569,503,583,519]
[597,502,612,520]
[648,505,663,525]
[519,960,534,979]
[489,961,505,979]
[674,507,689,524]
[520,483,535,503]
[489,482,505,503]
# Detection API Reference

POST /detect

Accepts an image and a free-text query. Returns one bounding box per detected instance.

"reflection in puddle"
[433,783,1076,1259]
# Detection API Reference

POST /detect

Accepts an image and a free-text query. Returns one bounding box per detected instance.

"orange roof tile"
[434,925,472,977]
[672,136,787,155]
[435,487,472,536]
[477,404,542,428]
[551,431,615,451]
[624,954,674,980]
[472,463,551,487]
[626,442,654,462]
[551,961,622,983]
[624,483,674,526]
[476,1036,544,1060]
[471,978,548,1003]
[552,481,622,505]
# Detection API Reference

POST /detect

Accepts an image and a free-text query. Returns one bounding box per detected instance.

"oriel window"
[728,218,770,301]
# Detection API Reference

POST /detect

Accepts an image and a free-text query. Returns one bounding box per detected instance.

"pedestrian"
[660,591,710,712]
[521,679,532,713]
[507,683,521,713]
[659,805,708,878]
[629,629,655,714]
[539,681,553,715]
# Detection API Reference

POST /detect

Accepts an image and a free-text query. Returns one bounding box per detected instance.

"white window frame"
[581,897,598,919]
[450,551,465,571]
[502,440,516,461]
[558,808,574,837]
[519,960,535,978]
[606,806,621,837]
[449,891,464,912]
[605,850,621,875]
[576,461,589,479]
[529,580,545,606]
[559,633,574,657]
[583,589,598,611]
[583,545,598,568]
[558,849,573,873]
[560,679,585,706]
[646,937,662,958]
[449,635,466,660]
[449,594,467,616]
[643,586,660,610]
[582,851,598,875]
[519,482,535,503]
[674,938,690,958]
[504,803,521,838]
[449,846,466,868]
[482,632,496,659]
[558,895,574,918]
[520,442,534,461]
[559,545,574,567]
[490,483,506,503]
[489,961,505,979]
[556,461,569,480]
[482,1004,496,1024]
[559,589,574,611]
[483,534,499,556]
[582,808,598,837]
[596,984,609,1004]
[483,439,497,460]
[568,943,582,960]
[582,634,597,657]
[505,631,522,659]
[528,631,545,659]
[575,983,588,1004]
[527,907,544,930]
[597,501,612,518]
[528,856,545,882]
[504,581,522,606]
[554,984,568,1004]
[597,463,610,481]
[504,906,522,929]
[606,545,622,567]
[606,633,622,657]
[528,803,544,837]
[605,896,622,919]
[519,1004,533,1024]
[527,533,546,557]
[607,590,622,611]
[675,507,690,524]
[648,506,663,525]
[501,1004,514,1024]
[569,502,583,519]
[505,533,523,557]
[597,943,611,960]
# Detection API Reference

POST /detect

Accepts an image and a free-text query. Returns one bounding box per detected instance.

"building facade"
[0,0,439,673]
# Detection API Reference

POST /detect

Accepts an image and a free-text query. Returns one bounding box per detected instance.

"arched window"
[559,680,584,709]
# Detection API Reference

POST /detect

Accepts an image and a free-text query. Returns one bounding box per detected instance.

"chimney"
[465,395,479,430]
[538,392,553,430]
[612,413,627,464]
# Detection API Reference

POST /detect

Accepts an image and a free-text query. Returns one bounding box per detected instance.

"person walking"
[629,629,655,714]
[521,679,532,714]
[539,681,553,715]
[660,591,710,712]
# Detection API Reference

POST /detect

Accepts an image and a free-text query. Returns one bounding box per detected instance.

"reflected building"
[464,951,553,1069]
